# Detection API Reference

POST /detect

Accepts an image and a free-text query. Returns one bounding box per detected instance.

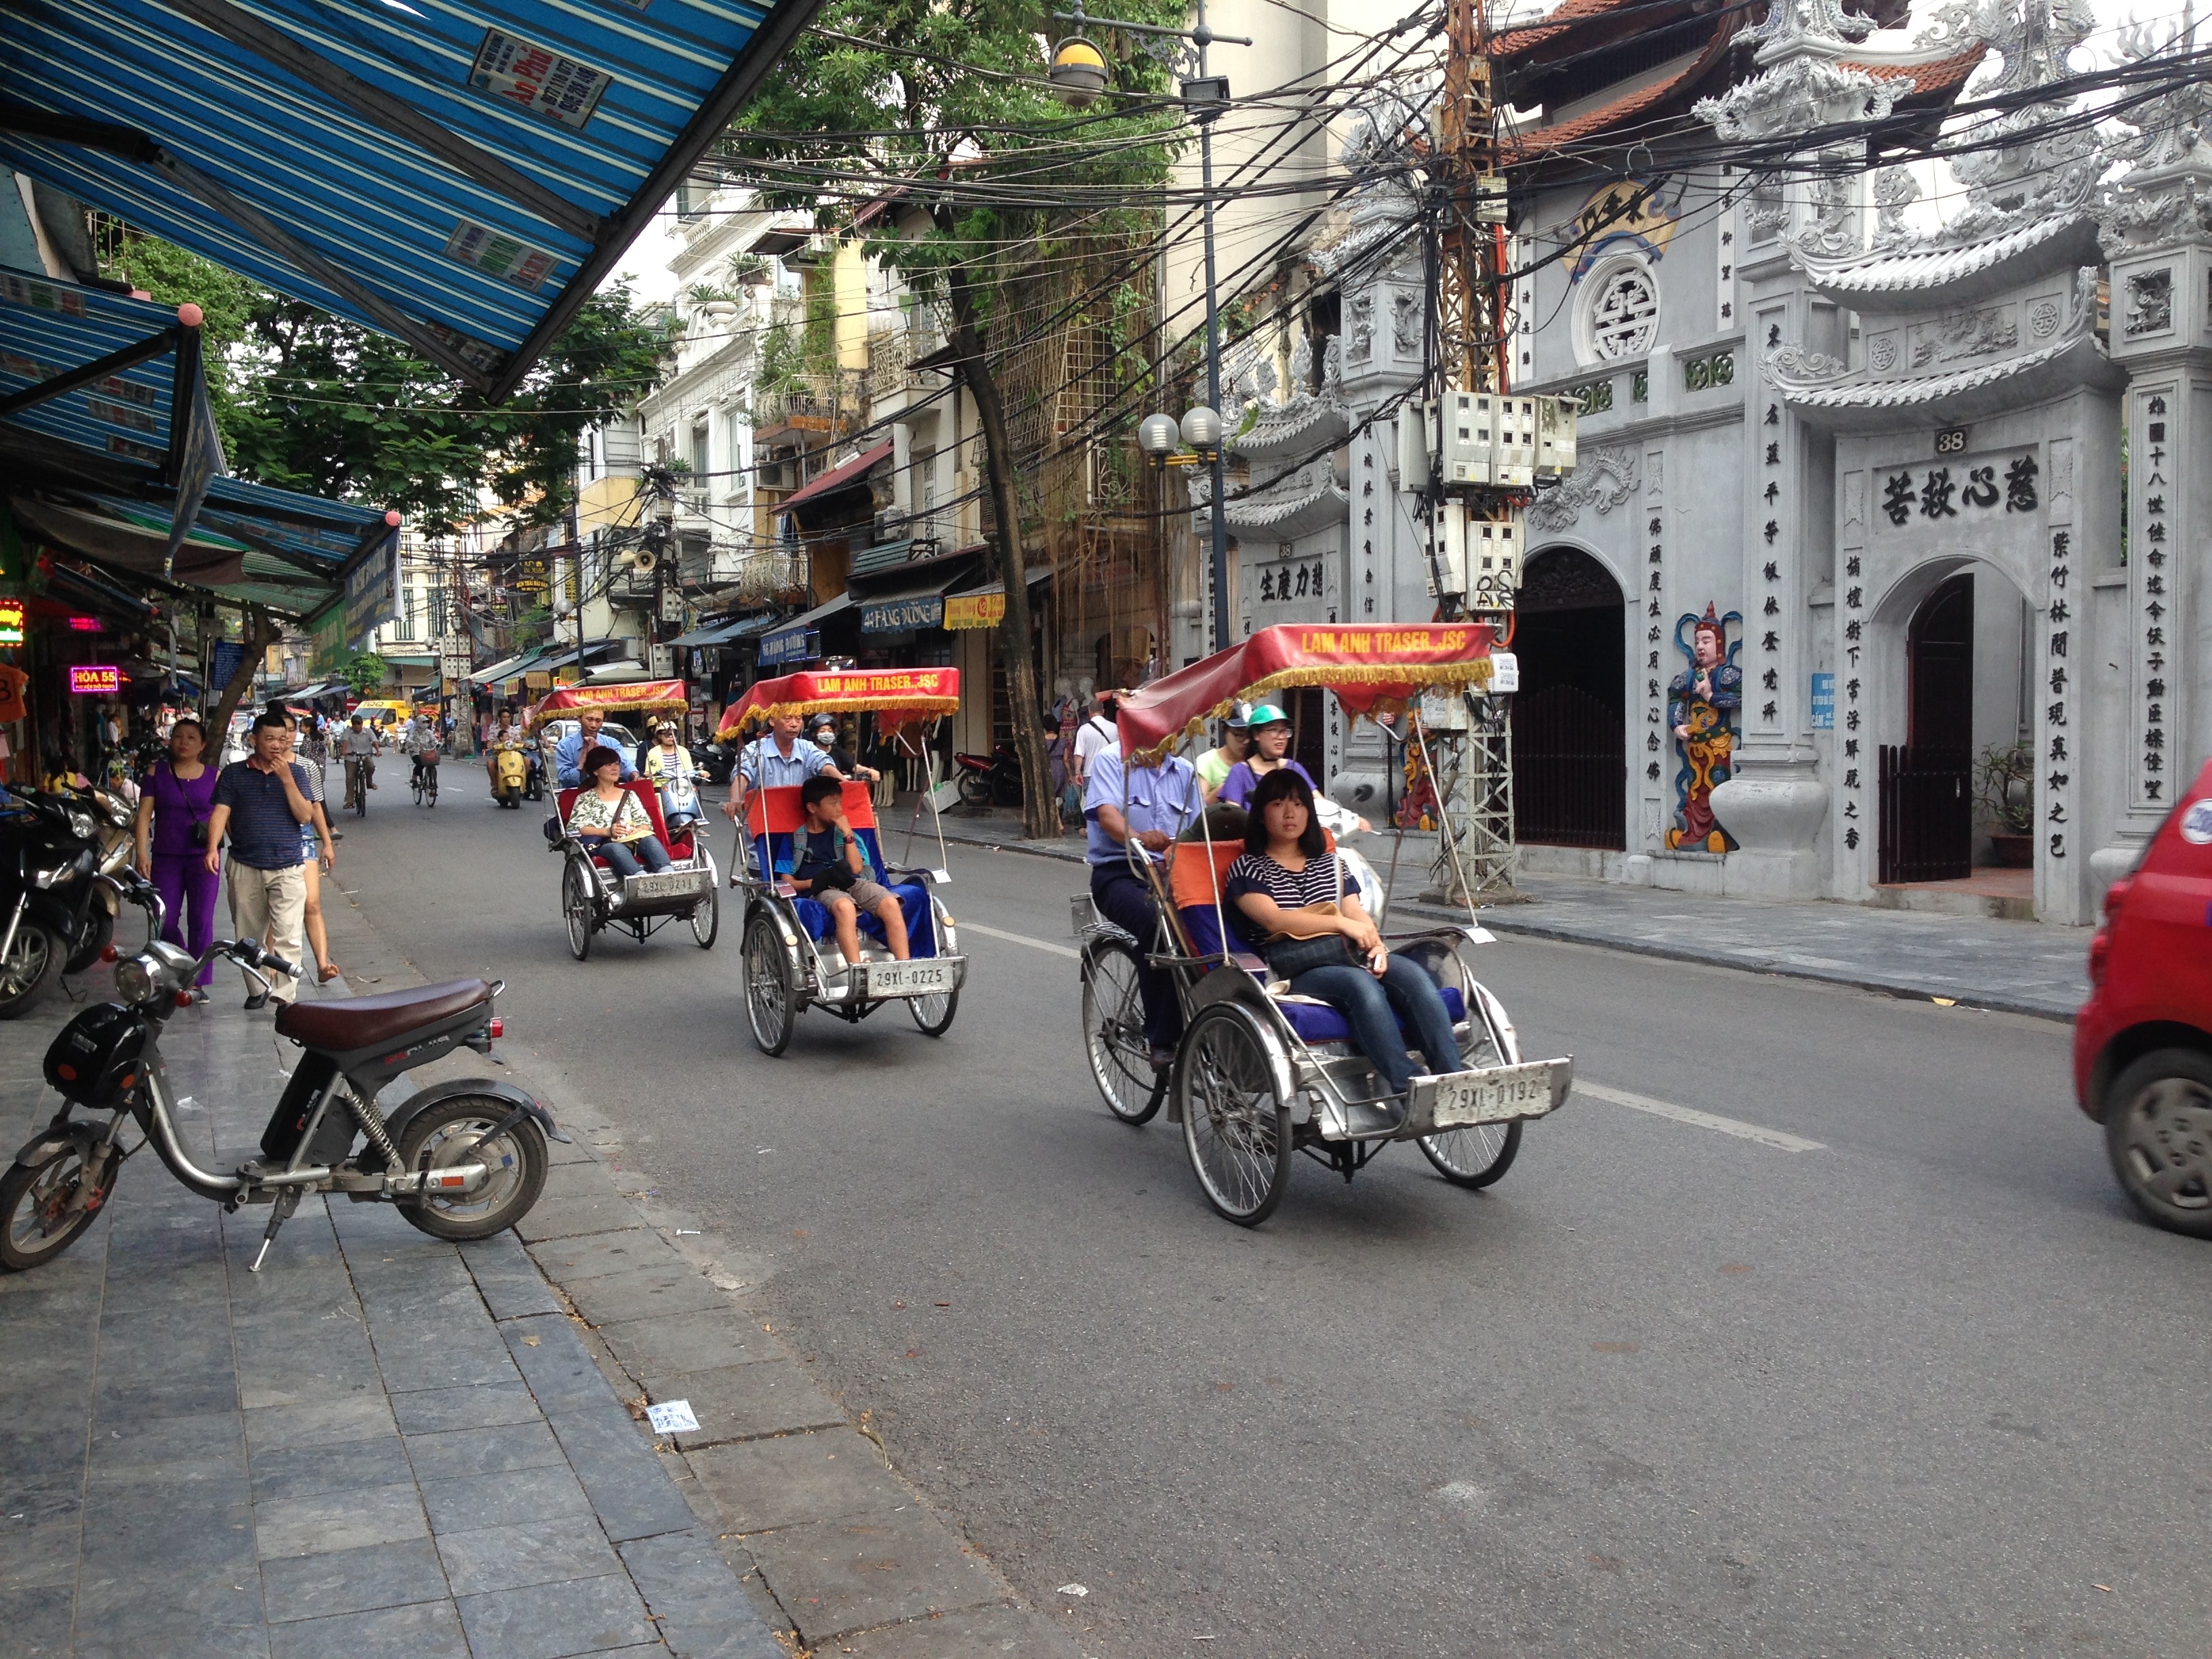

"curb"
[922,817,2074,1024]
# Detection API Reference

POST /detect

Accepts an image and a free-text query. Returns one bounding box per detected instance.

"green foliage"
[336,649,390,696]
[96,222,675,535]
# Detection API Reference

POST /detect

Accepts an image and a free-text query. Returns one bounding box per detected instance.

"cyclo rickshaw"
[1076,623,1574,1225]
[722,668,968,1054]
[533,680,720,960]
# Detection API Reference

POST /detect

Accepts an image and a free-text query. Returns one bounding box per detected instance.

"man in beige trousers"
[203,710,316,1009]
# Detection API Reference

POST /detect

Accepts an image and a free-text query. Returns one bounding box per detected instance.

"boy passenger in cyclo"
[789,775,909,966]
[1082,696,1203,1071]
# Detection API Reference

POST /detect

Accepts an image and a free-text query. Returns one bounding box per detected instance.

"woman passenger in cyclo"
[1215,703,1372,832]
[567,747,674,877]
[788,773,909,966]
[1225,769,1460,1122]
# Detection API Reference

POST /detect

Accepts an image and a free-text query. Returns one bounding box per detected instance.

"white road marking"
[957,922,1082,960]
[1576,1082,1826,1153]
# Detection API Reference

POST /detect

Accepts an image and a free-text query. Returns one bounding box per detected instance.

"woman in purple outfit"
[132,718,220,996]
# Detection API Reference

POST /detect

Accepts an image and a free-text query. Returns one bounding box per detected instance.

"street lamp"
[1052,0,1248,652]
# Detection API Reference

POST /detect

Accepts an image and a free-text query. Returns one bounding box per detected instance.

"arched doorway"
[1879,572,1975,882]
[1511,547,1625,848]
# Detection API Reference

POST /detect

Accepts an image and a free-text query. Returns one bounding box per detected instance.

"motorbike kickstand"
[249,1187,304,1272]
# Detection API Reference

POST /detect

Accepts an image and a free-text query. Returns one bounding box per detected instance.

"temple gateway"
[1205,0,2204,924]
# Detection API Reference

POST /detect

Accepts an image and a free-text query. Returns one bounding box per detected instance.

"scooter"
[952,741,1023,808]
[0,877,563,1273]
[0,784,127,1019]
[491,742,530,809]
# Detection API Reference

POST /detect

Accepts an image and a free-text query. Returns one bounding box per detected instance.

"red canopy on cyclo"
[526,679,689,731]
[1113,623,1500,761]
[716,667,961,741]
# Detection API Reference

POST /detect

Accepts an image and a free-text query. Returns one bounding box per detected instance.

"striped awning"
[1,268,397,617]
[0,0,821,397]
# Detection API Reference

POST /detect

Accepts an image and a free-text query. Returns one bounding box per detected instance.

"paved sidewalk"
[0,878,1076,1657]
[922,808,2089,1020]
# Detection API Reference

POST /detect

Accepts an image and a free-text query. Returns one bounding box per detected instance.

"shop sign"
[66,615,102,632]
[0,599,23,645]
[1809,672,1835,730]
[525,672,552,693]
[70,665,120,694]
[468,29,613,131]
[513,577,550,594]
[861,594,943,633]
[944,591,1006,631]
[758,627,818,668]
[342,528,399,646]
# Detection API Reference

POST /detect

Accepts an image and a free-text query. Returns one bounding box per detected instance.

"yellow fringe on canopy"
[526,695,688,732]
[723,696,960,736]
[1126,659,1492,766]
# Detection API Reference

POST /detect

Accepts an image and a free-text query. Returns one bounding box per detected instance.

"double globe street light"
[1050,0,1245,654]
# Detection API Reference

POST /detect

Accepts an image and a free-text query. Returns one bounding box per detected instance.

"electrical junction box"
[1441,393,1496,487]
[1419,684,1470,730]
[1397,404,1432,493]
[1473,174,1509,225]
[1536,395,1577,477]
[1486,650,1519,695]
[1425,496,1467,598]
[1492,396,1538,487]
[1467,509,1523,607]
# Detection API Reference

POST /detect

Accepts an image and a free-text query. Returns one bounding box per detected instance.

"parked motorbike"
[0,877,562,1273]
[490,742,530,810]
[0,785,129,1019]
[953,741,1024,808]
[524,747,546,802]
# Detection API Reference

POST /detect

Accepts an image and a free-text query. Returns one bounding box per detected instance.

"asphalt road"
[328,762,2210,1658]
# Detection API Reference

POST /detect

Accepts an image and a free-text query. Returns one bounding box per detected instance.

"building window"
[690,417,710,480]
[1578,258,1659,363]
[399,586,417,640]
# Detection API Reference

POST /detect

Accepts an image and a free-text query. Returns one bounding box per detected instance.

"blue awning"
[1,266,396,618]
[0,0,822,397]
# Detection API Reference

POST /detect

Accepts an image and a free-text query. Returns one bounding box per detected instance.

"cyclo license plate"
[863,960,954,998]
[625,872,695,901]
[1431,1061,1554,1127]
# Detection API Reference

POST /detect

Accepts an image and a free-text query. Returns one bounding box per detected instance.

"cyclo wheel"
[1081,937,1163,1125]
[689,876,720,949]
[1176,1003,1292,1226]
[561,858,595,962]
[743,912,795,1056]
[909,986,958,1037]
[1417,1120,1522,1187]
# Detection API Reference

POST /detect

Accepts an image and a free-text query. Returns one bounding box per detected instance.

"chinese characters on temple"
[1879,454,2038,527]
[2137,396,2170,804]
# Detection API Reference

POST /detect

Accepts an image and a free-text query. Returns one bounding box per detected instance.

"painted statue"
[1666,604,1742,853]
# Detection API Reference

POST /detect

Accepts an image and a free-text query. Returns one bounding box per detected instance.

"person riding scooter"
[642,720,703,836]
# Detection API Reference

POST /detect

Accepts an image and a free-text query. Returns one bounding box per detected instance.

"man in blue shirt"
[554,709,635,789]
[721,713,845,823]
[1083,718,1202,1067]
[204,710,316,1009]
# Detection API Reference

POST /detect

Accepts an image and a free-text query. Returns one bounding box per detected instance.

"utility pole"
[1425,0,1521,903]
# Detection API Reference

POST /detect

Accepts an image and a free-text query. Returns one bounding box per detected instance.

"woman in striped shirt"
[1224,768,1460,1111]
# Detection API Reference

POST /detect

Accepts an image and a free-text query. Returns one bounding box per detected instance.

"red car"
[2074,753,2212,1237]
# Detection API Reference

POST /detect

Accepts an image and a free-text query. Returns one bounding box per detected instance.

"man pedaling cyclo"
[1081,692,1202,1072]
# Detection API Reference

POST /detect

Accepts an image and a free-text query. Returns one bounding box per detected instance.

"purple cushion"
[1275,984,1465,1045]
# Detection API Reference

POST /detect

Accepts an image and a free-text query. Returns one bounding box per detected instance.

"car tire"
[2104,1046,2212,1239]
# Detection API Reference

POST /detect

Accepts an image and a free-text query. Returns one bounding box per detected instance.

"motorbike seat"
[276,978,493,1051]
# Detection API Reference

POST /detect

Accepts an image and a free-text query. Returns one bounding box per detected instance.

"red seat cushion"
[559,781,689,867]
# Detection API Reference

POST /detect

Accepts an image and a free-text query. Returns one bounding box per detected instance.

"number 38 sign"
[1934,427,1969,455]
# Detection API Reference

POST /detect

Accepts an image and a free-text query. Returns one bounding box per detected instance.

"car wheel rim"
[2121,1078,2212,1211]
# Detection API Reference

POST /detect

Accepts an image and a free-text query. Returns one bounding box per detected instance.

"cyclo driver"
[1082,695,1202,1071]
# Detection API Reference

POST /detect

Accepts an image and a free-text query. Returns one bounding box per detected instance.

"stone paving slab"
[0,936,779,1657]
[926,806,2091,1019]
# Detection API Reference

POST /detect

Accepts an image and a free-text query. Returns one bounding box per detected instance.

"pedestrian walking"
[131,717,219,997]
[279,722,342,985]
[203,710,316,1009]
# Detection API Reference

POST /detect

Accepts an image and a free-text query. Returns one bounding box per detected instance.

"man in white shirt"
[1070,691,1120,790]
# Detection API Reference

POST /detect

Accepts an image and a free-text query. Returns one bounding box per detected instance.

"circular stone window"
[1578,257,1660,363]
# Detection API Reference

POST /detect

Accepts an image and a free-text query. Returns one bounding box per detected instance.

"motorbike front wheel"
[0,922,62,1019]
[990,766,1023,808]
[0,1146,117,1270]
[394,1097,548,1242]
[65,908,114,975]
[956,771,991,809]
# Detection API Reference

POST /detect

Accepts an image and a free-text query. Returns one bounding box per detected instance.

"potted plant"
[1977,739,2035,867]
